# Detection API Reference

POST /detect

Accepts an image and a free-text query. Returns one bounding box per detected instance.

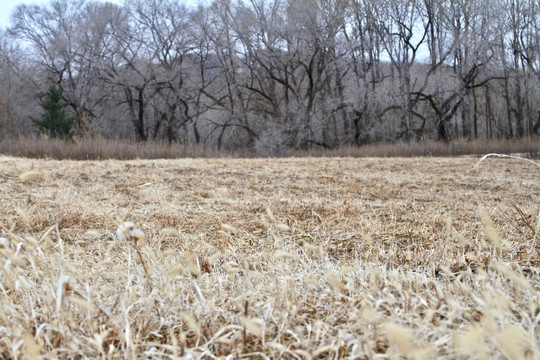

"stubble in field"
[0,156,538,358]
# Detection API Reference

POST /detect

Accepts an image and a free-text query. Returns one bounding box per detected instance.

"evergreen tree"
[32,85,75,139]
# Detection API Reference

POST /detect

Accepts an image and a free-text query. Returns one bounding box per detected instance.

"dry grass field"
[0,155,538,359]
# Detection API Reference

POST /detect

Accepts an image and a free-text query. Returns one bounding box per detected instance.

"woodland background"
[0,0,539,153]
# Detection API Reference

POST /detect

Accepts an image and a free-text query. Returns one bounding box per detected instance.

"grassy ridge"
[1,136,539,159]
[0,157,538,358]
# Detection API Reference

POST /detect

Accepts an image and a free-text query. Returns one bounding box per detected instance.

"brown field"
[0,155,538,358]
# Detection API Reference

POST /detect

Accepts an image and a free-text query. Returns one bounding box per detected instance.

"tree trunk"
[532,111,540,136]
[472,87,478,139]
[514,75,524,137]
[437,120,448,142]
[461,89,471,138]
[503,70,514,137]
[485,86,493,139]
[136,88,147,142]
[192,120,200,144]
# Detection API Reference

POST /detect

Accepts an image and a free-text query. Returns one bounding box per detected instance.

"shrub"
[32,85,75,140]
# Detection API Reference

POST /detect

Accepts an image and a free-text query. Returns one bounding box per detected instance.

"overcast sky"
[0,0,203,29]
[0,1,123,29]
[1,0,45,28]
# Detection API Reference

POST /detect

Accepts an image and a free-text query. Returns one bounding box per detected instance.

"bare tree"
[9,0,129,135]
[371,0,431,140]
[2,0,539,148]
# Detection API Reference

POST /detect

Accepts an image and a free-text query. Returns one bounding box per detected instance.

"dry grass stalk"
[472,153,540,170]
[1,136,538,159]
[0,156,538,358]
[19,170,42,181]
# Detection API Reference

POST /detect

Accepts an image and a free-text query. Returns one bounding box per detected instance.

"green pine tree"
[32,85,75,139]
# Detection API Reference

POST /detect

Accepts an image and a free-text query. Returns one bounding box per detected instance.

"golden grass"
[0,155,538,358]
[0,135,539,159]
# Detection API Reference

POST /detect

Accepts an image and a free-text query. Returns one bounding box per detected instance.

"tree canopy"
[0,0,539,150]
[32,85,76,140]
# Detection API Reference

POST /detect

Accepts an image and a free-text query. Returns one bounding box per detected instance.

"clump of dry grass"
[0,136,242,160]
[1,135,539,159]
[0,155,538,358]
[307,138,540,158]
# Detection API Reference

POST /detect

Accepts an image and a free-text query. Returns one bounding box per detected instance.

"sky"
[0,0,202,29]
[0,1,121,29]
[1,0,45,28]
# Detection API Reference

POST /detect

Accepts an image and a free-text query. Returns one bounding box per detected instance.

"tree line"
[0,0,539,152]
